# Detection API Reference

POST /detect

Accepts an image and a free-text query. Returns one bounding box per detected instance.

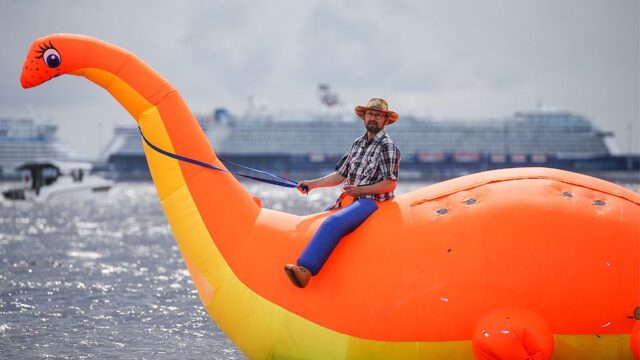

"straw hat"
[354,98,399,124]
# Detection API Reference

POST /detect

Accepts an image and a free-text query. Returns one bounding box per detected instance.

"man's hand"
[342,184,361,197]
[297,181,313,195]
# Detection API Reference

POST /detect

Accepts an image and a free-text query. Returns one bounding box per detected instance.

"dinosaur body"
[21,34,639,359]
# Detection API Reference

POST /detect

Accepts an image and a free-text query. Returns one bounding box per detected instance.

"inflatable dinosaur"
[21,34,640,359]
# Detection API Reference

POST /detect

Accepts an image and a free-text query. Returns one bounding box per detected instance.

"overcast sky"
[1,0,638,157]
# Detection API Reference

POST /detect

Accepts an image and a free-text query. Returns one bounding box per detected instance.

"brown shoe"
[284,264,312,288]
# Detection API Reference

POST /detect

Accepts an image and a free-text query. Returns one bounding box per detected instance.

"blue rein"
[138,127,299,188]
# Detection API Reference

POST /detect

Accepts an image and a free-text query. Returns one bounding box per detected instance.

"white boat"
[2,161,114,202]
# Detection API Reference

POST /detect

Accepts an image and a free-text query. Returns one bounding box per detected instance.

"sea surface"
[0,179,638,359]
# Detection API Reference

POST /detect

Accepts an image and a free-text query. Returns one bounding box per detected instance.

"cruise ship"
[101,108,639,181]
[0,118,83,179]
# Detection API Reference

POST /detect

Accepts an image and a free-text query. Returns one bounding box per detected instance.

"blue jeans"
[297,199,379,275]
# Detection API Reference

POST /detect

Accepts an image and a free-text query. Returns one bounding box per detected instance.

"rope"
[138,127,299,188]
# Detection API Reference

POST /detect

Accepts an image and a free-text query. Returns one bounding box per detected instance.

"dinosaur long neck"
[69,36,260,243]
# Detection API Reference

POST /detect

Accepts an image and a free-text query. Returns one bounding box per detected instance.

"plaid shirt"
[334,129,400,205]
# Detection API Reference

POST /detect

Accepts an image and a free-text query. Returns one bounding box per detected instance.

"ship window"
[71,169,84,182]
[44,176,58,186]
[42,167,59,186]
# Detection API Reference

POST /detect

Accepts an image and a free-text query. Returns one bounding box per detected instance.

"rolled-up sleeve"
[380,143,400,181]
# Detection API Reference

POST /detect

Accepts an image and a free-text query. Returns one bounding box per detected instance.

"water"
[0,180,637,359]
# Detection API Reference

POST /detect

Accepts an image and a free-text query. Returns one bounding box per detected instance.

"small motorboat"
[2,161,114,202]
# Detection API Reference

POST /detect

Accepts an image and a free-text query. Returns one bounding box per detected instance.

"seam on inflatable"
[159,181,188,205]
[106,55,130,91]
[410,176,640,207]
[151,88,177,106]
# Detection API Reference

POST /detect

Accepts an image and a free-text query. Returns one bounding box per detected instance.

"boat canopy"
[16,161,93,175]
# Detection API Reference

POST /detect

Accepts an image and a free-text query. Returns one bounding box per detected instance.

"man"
[284,98,401,288]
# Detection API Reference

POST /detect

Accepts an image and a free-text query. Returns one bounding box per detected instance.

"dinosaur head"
[21,34,85,89]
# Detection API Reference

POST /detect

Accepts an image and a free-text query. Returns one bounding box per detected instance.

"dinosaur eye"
[43,48,61,68]
[34,41,61,68]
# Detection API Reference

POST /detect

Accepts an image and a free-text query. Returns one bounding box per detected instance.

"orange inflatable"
[21,34,640,359]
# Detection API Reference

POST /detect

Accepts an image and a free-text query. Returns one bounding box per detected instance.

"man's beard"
[366,122,381,134]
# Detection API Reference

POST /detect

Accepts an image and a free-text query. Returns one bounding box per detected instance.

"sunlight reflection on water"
[0,179,637,358]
